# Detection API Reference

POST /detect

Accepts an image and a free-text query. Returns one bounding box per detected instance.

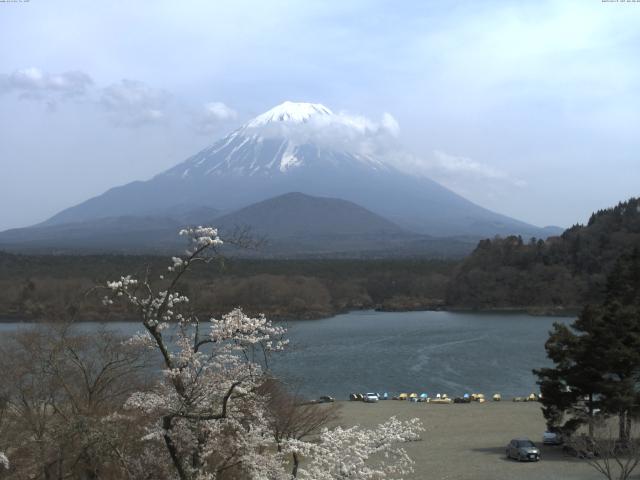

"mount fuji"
[0,101,559,255]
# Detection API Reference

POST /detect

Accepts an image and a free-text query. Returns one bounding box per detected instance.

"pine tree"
[535,251,640,440]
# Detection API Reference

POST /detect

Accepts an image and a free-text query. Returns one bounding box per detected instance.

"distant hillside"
[0,192,477,258]
[214,192,482,257]
[446,197,640,310]
[215,192,404,238]
[0,216,183,253]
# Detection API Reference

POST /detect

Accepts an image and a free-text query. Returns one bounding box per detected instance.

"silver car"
[506,438,540,461]
[363,393,379,403]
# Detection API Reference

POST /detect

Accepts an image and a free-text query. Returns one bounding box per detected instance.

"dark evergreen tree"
[535,307,603,437]
[593,250,640,442]
[535,251,640,441]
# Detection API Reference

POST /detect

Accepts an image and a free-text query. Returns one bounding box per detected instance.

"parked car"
[506,438,540,461]
[318,396,335,403]
[543,431,563,445]
[363,393,379,403]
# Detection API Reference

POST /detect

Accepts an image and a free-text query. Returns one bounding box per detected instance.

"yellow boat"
[430,397,452,404]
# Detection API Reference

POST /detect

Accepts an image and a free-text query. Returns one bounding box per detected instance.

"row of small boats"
[349,392,541,403]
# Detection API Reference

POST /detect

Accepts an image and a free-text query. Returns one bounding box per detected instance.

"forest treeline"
[0,254,454,321]
[2,197,639,321]
[446,197,640,311]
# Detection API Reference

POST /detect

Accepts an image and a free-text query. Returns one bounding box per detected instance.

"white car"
[363,393,379,403]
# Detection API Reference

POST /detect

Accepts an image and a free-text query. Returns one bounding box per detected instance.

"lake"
[0,310,571,399]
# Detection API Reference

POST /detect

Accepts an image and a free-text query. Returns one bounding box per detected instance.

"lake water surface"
[0,310,571,399]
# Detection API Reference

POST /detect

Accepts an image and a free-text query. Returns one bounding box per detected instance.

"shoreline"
[0,305,578,323]
[0,306,579,323]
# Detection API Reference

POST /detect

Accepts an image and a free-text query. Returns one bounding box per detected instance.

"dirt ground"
[333,400,613,480]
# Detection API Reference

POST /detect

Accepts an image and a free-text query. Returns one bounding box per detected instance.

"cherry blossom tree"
[286,417,423,479]
[104,226,423,479]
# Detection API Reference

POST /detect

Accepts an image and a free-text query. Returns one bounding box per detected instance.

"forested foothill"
[446,197,640,312]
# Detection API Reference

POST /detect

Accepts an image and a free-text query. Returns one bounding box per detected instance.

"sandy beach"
[334,400,605,480]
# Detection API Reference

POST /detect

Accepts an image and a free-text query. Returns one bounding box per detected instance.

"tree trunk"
[162,415,190,480]
[588,393,594,439]
[619,410,629,445]
[292,452,300,478]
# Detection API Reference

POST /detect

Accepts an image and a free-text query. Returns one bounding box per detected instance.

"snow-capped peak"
[245,101,333,128]
[160,100,392,181]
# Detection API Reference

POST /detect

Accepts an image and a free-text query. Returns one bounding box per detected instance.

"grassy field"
[334,400,606,480]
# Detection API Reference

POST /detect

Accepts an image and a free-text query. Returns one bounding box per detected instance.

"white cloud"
[431,150,510,180]
[383,149,526,191]
[0,67,93,109]
[1,68,241,131]
[204,101,237,121]
[242,106,400,156]
[326,110,399,138]
[248,105,520,190]
[194,101,237,134]
[381,112,400,137]
[100,79,170,127]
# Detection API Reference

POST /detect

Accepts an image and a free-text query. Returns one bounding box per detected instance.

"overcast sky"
[1,0,639,231]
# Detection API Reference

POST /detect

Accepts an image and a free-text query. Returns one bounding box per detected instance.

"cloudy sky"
[1,0,639,231]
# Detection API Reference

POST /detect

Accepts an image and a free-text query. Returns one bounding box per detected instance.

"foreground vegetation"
[0,228,423,479]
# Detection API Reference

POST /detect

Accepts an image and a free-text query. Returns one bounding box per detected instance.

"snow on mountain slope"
[38,101,551,239]
[245,101,332,127]
[162,101,388,177]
